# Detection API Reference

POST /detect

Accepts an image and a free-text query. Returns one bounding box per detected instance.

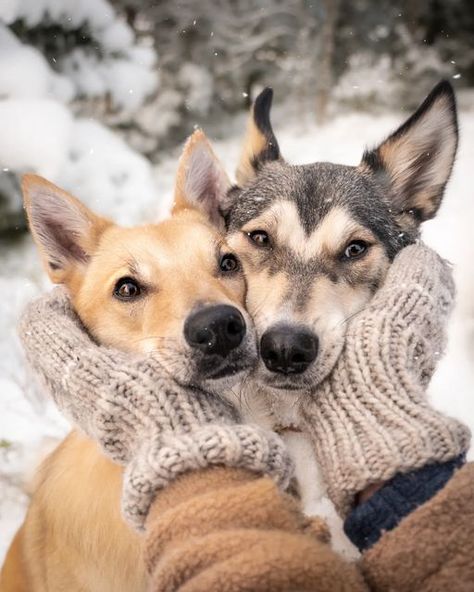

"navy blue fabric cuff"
[344,455,465,552]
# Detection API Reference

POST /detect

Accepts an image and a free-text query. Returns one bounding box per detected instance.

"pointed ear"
[173,129,231,228]
[236,88,281,185]
[360,80,458,230]
[22,174,110,284]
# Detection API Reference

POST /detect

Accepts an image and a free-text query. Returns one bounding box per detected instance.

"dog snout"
[260,326,318,375]
[184,305,246,357]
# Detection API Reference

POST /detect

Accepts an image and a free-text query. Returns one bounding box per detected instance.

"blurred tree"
[315,0,340,123]
[6,2,158,114]
[110,0,472,135]
[0,0,158,236]
[332,0,457,111]
[422,0,474,85]
[3,0,473,160]
[111,0,322,144]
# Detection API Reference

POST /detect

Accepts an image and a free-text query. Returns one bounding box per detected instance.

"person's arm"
[300,243,471,551]
[360,461,474,592]
[143,466,368,592]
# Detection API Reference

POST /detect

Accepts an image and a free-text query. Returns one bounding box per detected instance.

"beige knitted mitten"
[18,289,293,530]
[301,243,471,517]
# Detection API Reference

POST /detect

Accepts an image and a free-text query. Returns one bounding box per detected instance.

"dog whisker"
[132,335,177,344]
[338,306,368,327]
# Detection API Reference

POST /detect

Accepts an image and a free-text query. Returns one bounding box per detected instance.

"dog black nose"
[260,326,318,375]
[184,305,246,357]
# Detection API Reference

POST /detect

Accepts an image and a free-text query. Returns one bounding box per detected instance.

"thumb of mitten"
[367,243,455,385]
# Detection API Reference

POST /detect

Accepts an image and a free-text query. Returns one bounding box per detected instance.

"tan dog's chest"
[1,431,147,592]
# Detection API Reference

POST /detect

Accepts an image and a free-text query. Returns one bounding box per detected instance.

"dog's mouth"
[204,361,249,380]
[257,370,312,393]
[266,381,303,391]
[195,345,256,382]
[255,335,346,394]
[273,422,302,435]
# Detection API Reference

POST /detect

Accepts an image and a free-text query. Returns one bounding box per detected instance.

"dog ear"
[236,88,281,185]
[173,129,230,228]
[22,174,110,284]
[361,80,458,230]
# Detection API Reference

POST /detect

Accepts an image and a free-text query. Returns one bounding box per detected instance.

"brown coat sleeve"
[143,466,367,592]
[361,462,474,592]
[143,462,474,591]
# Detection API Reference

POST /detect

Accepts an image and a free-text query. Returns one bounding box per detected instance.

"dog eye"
[114,277,141,300]
[247,230,270,247]
[343,240,368,260]
[220,253,240,273]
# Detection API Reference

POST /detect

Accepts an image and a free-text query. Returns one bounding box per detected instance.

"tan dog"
[0,131,257,592]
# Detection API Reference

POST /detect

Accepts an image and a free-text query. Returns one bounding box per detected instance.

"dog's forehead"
[227,160,401,256]
[97,220,218,276]
[229,161,373,233]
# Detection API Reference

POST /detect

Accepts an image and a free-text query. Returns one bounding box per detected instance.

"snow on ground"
[1,107,473,561]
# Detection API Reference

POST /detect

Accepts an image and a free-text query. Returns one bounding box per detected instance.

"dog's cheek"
[306,282,361,385]
[313,324,346,385]
[85,305,145,352]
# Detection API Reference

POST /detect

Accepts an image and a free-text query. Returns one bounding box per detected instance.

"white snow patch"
[0,99,74,179]
[0,42,73,102]
[57,118,158,224]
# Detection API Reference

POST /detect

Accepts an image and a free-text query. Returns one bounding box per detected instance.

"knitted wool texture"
[18,290,293,530]
[301,243,471,517]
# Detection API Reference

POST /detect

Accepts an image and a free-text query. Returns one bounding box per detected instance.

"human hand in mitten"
[19,289,293,530]
[300,243,470,517]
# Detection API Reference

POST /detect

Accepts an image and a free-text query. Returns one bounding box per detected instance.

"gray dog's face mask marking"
[221,83,458,394]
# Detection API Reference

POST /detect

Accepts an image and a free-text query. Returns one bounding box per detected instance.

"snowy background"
[1,0,474,560]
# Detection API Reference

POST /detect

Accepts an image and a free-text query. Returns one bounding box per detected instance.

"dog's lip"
[205,363,249,380]
[200,352,255,380]
[197,343,257,380]
[259,377,305,391]
[273,423,302,434]
[271,384,302,391]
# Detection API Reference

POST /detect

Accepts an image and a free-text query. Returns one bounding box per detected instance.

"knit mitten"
[300,243,471,517]
[18,289,293,530]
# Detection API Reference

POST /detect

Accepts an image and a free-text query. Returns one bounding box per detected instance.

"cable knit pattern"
[18,289,293,530]
[123,425,292,529]
[301,243,471,517]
